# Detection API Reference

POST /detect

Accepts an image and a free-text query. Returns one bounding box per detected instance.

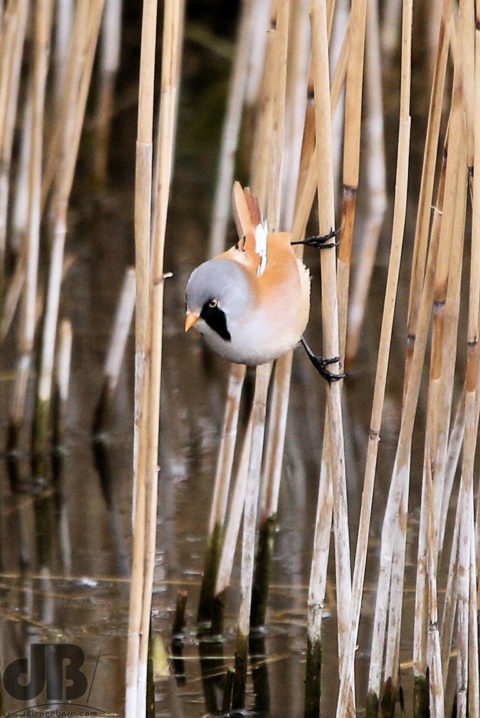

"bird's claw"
[308,354,346,382]
[292,227,341,250]
[301,337,345,382]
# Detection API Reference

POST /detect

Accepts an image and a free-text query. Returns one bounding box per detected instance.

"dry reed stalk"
[126,1,158,712]
[33,0,105,466]
[281,0,309,228]
[134,1,184,714]
[0,255,24,342]
[214,414,253,597]
[232,362,272,709]
[232,2,289,699]
[0,0,28,285]
[93,267,136,436]
[438,386,465,550]
[252,18,311,627]
[197,362,246,626]
[213,415,253,634]
[413,120,467,710]
[7,0,52,452]
[197,0,271,627]
[345,0,386,366]
[338,0,412,709]
[367,55,462,716]
[40,1,98,213]
[248,0,291,630]
[440,476,461,687]
[265,0,289,229]
[53,0,74,107]
[53,318,72,448]
[208,0,255,257]
[249,5,278,208]
[405,0,453,385]
[243,1,270,108]
[452,7,480,714]
[303,8,354,715]
[10,85,32,253]
[329,0,347,191]
[467,511,479,715]
[455,432,476,717]
[417,128,467,708]
[425,453,444,714]
[131,0,157,536]
[309,0,351,702]
[380,0,402,64]
[197,0,258,625]
[93,0,123,184]
[336,0,367,356]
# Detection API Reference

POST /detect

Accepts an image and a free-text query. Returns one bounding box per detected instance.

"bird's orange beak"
[185,311,200,332]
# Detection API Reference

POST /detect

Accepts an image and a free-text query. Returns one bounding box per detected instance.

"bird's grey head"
[185,258,253,341]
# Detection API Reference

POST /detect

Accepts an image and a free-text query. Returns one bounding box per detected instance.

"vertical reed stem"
[125,0,158,709]
[232,362,272,709]
[8,0,52,452]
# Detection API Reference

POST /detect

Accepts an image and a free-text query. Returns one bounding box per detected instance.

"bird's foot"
[301,337,346,382]
[292,227,341,250]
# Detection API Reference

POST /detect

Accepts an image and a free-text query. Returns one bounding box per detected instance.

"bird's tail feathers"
[232,181,268,273]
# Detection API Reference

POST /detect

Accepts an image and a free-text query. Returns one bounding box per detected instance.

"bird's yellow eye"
[208,299,218,308]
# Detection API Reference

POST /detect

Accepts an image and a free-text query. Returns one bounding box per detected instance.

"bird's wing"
[232,181,268,275]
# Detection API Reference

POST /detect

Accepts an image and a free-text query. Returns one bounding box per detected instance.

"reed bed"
[1,1,480,716]
[187,0,480,715]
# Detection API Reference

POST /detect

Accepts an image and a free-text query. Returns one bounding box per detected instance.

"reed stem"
[93,266,136,436]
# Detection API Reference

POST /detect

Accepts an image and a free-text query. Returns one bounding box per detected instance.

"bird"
[185,182,344,381]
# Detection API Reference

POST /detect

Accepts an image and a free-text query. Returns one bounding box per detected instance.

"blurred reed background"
[0,1,478,717]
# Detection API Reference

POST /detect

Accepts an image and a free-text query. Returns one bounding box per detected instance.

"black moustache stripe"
[200,303,231,342]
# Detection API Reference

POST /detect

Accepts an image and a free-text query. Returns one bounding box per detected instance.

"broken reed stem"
[8,0,52,452]
[93,0,123,184]
[309,0,352,702]
[133,1,184,715]
[126,0,158,713]
[232,362,272,709]
[345,0,386,366]
[33,0,104,466]
[208,0,254,257]
[197,362,246,627]
[53,318,72,448]
[338,0,412,708]
[93,266,135,436]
